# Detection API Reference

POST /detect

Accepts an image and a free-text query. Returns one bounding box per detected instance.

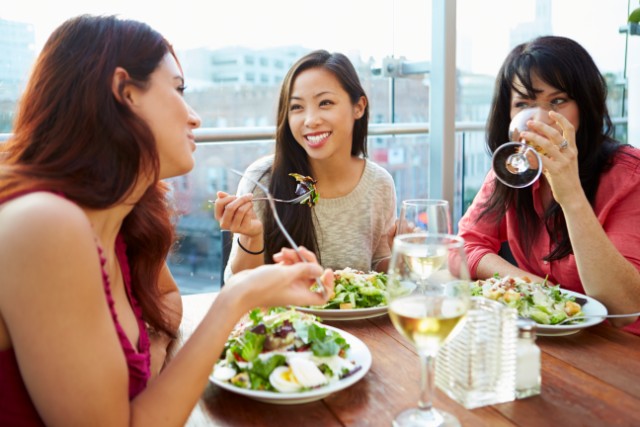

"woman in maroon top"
[0,15,334,426]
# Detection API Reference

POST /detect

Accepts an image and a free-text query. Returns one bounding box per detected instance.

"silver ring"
[559,139,569,150]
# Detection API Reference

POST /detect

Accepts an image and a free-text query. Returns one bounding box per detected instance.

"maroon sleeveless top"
[0,227,151,425]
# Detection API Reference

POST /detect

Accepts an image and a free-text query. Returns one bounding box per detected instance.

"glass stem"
[418,353,435,411]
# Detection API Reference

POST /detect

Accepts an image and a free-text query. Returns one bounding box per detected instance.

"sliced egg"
[311,355,356,378]
[288,357,327,388]
[270,366,303,393]
[212,363,237,381]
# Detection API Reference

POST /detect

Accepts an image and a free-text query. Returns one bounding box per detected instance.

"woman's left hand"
[521,110,582,205]
[225,246,335,309]
[273,247,335,299]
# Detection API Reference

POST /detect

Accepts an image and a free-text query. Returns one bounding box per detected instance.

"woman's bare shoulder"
[1,191,87,222]
[0,192,94,257]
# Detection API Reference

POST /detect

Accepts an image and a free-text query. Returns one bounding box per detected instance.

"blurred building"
[0,18,35,131]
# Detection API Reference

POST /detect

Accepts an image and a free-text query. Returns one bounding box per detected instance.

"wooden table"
[181,293,640,427]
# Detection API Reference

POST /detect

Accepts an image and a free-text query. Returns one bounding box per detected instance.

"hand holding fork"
[227,169,329,299]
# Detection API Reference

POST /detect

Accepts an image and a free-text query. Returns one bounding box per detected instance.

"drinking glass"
[387,233,471,427]
[491,107,544,188]
[397,199,451,236]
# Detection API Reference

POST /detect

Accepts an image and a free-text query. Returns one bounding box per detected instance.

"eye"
[177,85,187,95]
[513,101,532,109]
[289,103,302,112]
[550,97,568,106]
[319,99,333,107]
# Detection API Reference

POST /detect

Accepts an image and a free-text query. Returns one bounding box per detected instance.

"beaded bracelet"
[237,237,265,255]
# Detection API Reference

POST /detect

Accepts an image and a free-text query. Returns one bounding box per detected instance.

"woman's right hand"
[214,191,263,237]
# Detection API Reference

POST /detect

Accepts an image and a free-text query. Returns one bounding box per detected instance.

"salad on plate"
[310,268,388,310]
[212,308,361,393]
[471,275,584,325]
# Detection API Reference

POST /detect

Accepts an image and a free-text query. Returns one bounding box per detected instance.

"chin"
[160,160,195,180]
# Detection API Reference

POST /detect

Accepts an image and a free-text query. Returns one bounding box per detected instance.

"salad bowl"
[471,276,608,336]
[535,290,607,336]
[294,268,388,321]
[210,311,372,404]
[293,305,388,321]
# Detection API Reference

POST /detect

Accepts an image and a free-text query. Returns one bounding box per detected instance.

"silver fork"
[252,192,311,204]
[557,311,640,325]
[229,169,328,299]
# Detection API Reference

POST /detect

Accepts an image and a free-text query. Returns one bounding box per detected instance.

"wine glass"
[397,199,452,236]
[491,107,544,188]
[387,233,470,427]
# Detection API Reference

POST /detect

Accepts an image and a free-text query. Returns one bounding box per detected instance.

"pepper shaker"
[515,319,541,399]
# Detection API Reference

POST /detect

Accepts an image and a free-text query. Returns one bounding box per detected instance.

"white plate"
[293,305,388,321]
[535,289,608,337]
[209,324,372,404]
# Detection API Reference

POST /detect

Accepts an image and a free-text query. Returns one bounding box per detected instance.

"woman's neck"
[310,156,365,199]
[83,202,134,254]
[84,181,148,250]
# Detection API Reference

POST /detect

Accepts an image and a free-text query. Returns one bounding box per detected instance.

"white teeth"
[306,132,330,143]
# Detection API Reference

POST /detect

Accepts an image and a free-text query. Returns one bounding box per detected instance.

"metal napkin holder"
[435,297,518,409]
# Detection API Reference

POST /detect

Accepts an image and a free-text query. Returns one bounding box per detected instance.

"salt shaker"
[515,319,541,399]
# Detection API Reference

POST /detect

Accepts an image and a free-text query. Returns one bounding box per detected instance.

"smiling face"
[131,53,201,180]
[510,73,580,133]
[287,67,366,163]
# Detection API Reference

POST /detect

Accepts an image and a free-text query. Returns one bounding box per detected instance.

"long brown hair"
[262,50,370,262]
[0,15,176,336]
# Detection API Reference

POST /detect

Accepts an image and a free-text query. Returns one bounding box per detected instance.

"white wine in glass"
[405,249,447,281]
[397,199,451,236]
[387,233,470,427]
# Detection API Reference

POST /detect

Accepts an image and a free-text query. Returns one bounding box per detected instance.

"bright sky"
[2,0,638,76]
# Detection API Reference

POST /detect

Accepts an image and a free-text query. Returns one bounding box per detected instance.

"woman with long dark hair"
[458,36,640,334]
[0,15,333,425]
[215,50,397,279]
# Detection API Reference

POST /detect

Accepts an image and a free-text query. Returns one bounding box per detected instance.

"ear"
[353,96,367,119]
[111,67,134,105]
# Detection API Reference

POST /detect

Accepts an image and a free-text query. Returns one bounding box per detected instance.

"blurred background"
[1,0,638,293]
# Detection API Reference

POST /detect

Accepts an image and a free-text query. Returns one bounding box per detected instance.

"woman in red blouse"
[458,36,640,335]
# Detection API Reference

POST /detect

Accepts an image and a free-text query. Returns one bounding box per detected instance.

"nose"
[304,108,321,128]
[188,104,201,129]
[528,104,554,124]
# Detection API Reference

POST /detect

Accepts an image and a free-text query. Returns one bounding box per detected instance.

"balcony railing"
[0,118,627,295]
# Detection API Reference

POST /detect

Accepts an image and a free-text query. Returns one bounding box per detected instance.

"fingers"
[273,246,319,265]
[288,263,335,304]
[213,192,234,221]
[215,193,255,229]
[281,260,323,279]
[549,110,575,150]
[522,110,575,155]
[320,268,336,298]
[228,262,335,309]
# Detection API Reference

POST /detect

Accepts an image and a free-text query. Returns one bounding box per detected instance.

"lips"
[304,131,331,148]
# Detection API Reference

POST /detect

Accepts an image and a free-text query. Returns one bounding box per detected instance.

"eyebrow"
[290,90,335,101]
[512,89,565,99]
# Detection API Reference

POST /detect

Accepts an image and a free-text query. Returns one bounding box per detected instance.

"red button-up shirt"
[459,146,640,335]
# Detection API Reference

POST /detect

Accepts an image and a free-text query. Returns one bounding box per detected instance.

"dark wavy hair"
[480,35,624,261]
[261,50,369,262]
[0,15,177,337]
